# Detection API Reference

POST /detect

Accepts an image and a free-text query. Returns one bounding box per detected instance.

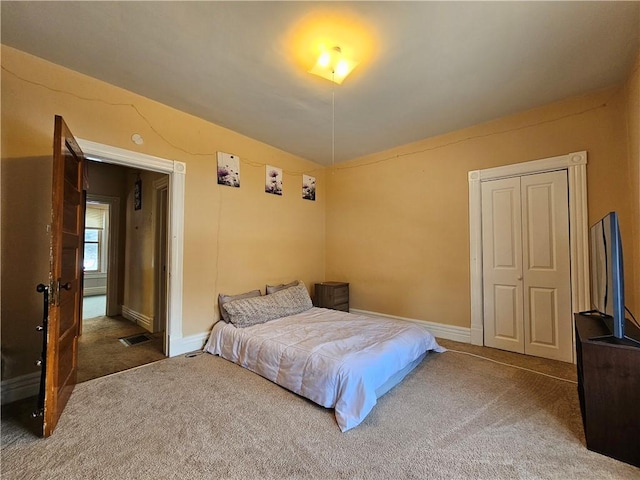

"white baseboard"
[171,311,471,358]
[1,371,41,405]
[470,324,484,346]
[168,332,210,357]
[122,305,154,332]
[349,309,471,344]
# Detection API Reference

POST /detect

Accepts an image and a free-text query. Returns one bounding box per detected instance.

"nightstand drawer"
[333,286,349,303]
[314,282,349,311]
[333,302,349,312]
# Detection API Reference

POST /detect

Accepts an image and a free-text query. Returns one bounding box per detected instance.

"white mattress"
[204,307,445,431]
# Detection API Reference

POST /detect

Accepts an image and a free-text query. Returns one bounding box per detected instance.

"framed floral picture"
[265,165,283,195]
[217,152,240,188]
[302,174,316,201]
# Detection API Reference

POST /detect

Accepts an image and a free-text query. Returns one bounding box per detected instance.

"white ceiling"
[2,2,639,165]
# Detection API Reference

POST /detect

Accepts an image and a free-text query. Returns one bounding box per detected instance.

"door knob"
[517,276,523,281]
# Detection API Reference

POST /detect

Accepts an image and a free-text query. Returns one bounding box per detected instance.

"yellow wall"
[2,43,638,382]
[1,46,326,380]
[123,170,166,324]
[624,52,640,318]
[326,84,637,327]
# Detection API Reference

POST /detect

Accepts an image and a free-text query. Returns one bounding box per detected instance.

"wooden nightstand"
[314,282,349,312]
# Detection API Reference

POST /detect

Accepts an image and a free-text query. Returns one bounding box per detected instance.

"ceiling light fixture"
[309,46,358,85]
[308,45,357,167]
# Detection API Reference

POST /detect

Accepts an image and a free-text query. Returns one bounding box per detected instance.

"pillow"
[223,282,313,328]
[218,289,261,322]
[266,280,299,295]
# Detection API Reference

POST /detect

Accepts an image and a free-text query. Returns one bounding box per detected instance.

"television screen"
[587,211,639,344]
[589,218,609,316]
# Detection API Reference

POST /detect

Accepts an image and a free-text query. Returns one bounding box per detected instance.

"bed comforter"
[204,307,444,431]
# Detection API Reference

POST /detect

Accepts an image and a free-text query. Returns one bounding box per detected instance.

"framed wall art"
[302,174,316,201]
[265,165,283,196]
[217,152,240,188]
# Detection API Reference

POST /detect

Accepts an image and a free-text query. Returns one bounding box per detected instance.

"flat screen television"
[587,211,640,346]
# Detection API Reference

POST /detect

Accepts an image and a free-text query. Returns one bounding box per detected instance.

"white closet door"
[482,177,524,353]
[521,170,572,362]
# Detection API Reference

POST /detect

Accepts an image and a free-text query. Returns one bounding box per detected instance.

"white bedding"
[204,307,445,431]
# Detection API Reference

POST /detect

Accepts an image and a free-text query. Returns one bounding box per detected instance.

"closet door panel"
[529,287,557,345]
[521,170,572,362]
[481,177,524,353]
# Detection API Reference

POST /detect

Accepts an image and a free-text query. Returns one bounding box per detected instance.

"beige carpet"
[2,344,638,479]
[78,315,165,383]
[436,338,578,383]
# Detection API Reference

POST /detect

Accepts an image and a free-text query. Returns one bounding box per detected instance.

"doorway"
[77,164,168,383]
[76,138,187,357]
[82,199,110,321]
[468,151,591,363]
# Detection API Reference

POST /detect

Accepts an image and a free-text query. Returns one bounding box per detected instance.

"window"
[84,204,108,272]
[84,228,101,271]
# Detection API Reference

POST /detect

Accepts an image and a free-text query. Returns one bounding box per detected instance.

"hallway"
[79,296,165,383]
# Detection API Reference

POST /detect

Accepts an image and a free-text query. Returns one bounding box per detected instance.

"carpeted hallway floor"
[78,315,166,383]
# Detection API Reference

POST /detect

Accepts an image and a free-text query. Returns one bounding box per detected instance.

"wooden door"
[44,115,85,436]
[482,177,525,353]
[521,170,571,362]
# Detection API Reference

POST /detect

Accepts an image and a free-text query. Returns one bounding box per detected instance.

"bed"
[203,282,445,431]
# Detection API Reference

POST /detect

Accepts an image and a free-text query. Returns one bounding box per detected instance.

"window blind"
[85,205,106,229]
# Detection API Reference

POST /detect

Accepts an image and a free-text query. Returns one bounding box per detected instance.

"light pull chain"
[332,71,335,168]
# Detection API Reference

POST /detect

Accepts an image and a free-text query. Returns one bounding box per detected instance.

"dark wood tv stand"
[574,313,640,467]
